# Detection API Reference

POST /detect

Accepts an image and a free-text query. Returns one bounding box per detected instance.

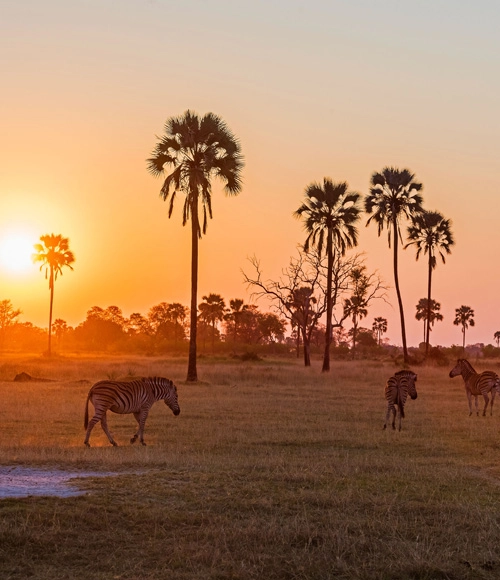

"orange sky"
[0,1,499,347]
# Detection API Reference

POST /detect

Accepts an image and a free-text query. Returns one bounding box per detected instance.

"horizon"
[1,1,499,349]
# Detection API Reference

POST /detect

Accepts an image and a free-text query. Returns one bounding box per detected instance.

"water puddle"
[0,466,114,499]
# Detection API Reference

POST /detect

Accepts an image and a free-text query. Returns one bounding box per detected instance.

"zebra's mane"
[457,359,475,373]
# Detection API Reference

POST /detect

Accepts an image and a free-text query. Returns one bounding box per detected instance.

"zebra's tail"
[396,391,405,419]
[84,394,90,430]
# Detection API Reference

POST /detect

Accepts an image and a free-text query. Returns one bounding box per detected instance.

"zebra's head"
[164,379,180,416]
[449,359,469,378]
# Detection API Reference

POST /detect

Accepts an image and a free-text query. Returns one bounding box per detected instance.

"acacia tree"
[406,210,454,357]
[294,179,361,372]
[365,167,424,363]
[415,298,443,345]
[32,234,75,356]
[453,305,475,351]
[148,110,244,382]
[372,317,388,346]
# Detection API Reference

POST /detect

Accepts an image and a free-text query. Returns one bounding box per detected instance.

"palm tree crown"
[147,109,244,237]
[453,305,475,351]
[406,211,454,269]
[295,179,361,256]
[365,167,424,245]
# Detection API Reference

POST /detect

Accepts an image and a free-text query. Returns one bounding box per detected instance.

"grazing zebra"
[383,370,418,431]
[84,377,180,447]
[449,359,500,417]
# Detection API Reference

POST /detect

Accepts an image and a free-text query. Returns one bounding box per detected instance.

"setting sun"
[0,232,36,274]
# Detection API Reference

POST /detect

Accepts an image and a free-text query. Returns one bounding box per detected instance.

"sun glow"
[0,232,36,274]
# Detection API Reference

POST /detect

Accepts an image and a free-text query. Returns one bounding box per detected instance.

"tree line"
[13,109,490,378]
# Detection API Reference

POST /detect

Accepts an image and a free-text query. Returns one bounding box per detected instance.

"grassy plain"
[2,353,500,579]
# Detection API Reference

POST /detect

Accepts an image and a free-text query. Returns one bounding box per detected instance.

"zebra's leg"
[391,406,397,430]
[491,388,496,416]
[474,395,479,416]
[466,391,474,416]
[130,412,141,444]
[482,393,490,417]
[130,408,150,445]
[84,414,102,447]
[100,413,118,446]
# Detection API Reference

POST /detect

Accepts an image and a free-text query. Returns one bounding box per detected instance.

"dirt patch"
[0,466,114,499]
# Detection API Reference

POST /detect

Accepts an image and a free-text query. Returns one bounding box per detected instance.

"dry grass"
[2,353,500,579]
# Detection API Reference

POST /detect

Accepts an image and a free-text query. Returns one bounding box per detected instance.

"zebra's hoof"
[141,441,147,446]
[111,441,118,447]
[84,442,90,448]
[130,437,137,444]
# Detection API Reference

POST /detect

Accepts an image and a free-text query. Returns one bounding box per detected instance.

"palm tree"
[147,110,244,381]
[494,331,500,348]
[415,298,443,344]
[365,167,424,363]
[343,267,369,354]
[294,179,361,372]
[198,293,226,352]
[225,299,248,350]
[32,234,75,356]
[372,317,388,346]
[406,210,454,357]
[453,306,475,352]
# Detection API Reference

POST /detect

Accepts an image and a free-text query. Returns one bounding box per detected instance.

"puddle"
[0,466,114,499]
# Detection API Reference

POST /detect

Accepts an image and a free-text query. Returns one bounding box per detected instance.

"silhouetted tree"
[0,299,21,349]
[199,293,226,352]
[148,110,244,382]
[494,331,500,348]
[406,210,454,357]
[415,298,443,344]
[32,234,75,356]
[372,317,388,346]
[295,179,361,372]
[453,305,475,351]
[365,167,423,363]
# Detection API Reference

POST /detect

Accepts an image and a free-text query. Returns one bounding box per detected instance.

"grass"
[2,353,500,578]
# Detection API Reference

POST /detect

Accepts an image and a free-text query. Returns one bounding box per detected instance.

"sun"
[0,231,36,274]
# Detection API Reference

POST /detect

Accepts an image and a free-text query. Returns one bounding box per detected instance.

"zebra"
[449,358,500,417]
[383,370,418,431]
[84,377,180,447]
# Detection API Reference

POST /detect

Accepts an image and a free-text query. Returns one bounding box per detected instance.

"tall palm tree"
[406,210,454,357]
[32,234,75,356]
[372,316,388,346]
[147,110,244,382]
[453,305,475,352]
[365,167,424,363]
[294,179,361,372]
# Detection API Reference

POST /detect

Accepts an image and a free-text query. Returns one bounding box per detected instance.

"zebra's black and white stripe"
[449,359,500,416]
[383,370,418,431]
[84,377,180,447]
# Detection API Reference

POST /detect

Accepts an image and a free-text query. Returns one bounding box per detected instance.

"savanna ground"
[1,353,500,579]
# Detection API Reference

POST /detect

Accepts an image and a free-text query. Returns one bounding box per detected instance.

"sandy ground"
[0,466,114,499]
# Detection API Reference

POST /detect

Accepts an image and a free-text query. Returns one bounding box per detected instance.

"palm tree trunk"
[462,326,466,352]
[48,269,54,356]
[322,228,334,372]
[392,219,409,363]
[187,203,199,382]
[425,255,433,358]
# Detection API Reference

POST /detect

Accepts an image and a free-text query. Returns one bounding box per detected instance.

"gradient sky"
[0,0,499,347]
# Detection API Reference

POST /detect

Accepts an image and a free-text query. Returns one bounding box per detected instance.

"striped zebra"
[383,370,418,431]
[84,377,180,447]
[449,359,500,417]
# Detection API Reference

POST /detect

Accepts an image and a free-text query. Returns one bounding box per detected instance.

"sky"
[0,0,499,347]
